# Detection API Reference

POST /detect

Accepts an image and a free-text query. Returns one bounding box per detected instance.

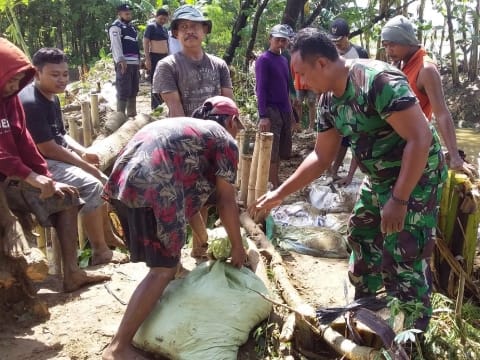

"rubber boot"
[117,100,127,114]
[126,97,137,117]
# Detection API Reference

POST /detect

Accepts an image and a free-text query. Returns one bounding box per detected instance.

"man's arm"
[36,139,106,182]
[143,37,152,71]
[418,63,467,171]
[215,176,246,268]
[160,91,186,117]
[252,128,342,212]
[109,25,125,63]
[220,87,234,99]
[380,104,433,234]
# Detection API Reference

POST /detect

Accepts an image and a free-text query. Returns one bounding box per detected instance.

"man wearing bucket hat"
[255,24,295,189]
[381,15,475,177]
[102,96,246,360]
[108,3,141,117]
[153,5,233,117]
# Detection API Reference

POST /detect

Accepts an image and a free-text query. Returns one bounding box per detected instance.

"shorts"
[3,178,83,227]
[267,107,293,162]
[110,199,180,268]
[47,159,103,214]
[295,89,317,103]
[115,63,140,100]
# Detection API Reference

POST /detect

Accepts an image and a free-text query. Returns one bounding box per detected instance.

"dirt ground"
[2,76,480,360]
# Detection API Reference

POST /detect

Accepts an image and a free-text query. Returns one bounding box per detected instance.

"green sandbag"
[133,261,272,360]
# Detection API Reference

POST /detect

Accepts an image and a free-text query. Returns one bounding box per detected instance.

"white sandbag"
[309,178,361,213]
[133,261,272,360]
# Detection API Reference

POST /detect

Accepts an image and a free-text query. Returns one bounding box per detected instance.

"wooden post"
[68,117,80,143]
[47,228,62,275]
[240,155,252,204]
[81,101,92,147]
[36,226,47,256]
[247,132,260,207]
[77,215,86,250]
[90,93,99,129]
[254,132,273,200]
[235,130,245,188]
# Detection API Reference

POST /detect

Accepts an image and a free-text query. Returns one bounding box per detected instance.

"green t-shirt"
[317,59,446,187]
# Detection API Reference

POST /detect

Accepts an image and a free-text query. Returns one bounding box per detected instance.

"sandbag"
[133,261,272,360]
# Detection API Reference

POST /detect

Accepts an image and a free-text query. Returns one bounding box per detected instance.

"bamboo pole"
[247,132,261,206]
[254,132,273,199]
[90,93,99,129]
[36,226,47,256]
[68,117,80,143]
[48,228,62,275]
[81,101,92,147]
[240,155,252,205]
[235,130,245,188]
[77,215,86,250]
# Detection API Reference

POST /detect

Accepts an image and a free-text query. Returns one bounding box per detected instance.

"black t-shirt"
[19,83,67,148]
[144,21,169,42]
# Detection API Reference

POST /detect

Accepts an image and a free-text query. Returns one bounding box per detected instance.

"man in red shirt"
[0,38,108,292]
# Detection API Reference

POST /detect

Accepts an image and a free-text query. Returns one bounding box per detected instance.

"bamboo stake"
[78,215,86,250]
[90,93,99,129]
[48,228,62,275]
[68,117,80,143]
[235,130,245,188]
[247,132,260,206]
[240,155,252,204]
[81,101,92,146]
[36,226,47,256]
[254,132,273,199]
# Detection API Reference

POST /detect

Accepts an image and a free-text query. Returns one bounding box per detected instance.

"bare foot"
[63,269,111,292]
[105,232,127,249]
[91,249,130,266]
[102,343,149,360]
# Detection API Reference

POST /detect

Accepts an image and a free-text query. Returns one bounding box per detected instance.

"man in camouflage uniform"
[252,28,447,330]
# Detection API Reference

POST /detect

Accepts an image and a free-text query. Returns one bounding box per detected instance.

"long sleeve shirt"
[255,50,292,117]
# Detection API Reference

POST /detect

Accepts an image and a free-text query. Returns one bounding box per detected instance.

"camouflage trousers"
[347,177,442,330]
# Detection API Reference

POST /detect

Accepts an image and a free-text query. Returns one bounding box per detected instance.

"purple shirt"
[255,50,292,117]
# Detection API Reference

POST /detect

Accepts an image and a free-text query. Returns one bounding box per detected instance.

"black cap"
[329,18,350,41]
[117,3,132,12]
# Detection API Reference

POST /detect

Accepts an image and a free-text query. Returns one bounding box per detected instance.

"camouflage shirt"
[317,59,446,188]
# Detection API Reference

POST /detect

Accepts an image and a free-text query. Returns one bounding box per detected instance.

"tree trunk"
[445,0,460,85]
[0,186,49,320]
[417,0,426,45]
[460,5,469,74]
[282,0,307,28]
[223,0,255,65]
[468,0,479,81]
[244,0,270,70]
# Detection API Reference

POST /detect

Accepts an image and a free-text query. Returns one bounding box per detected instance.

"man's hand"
[334,175,353,187]
[230,244,247,268]
[53,181,79,198]
[118,60,127,75]
[248,189,283,218]
[258,117,271,132]
[25,173,56,199]
[448,154,478,179]
[82,151,101,167]
[145,58,151,72]
[380,198,408,235]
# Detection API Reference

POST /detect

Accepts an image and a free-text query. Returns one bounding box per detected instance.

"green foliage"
[77,247,92,268]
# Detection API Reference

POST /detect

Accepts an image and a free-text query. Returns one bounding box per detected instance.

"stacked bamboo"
[436,170,480,298]
[236,131,273,208]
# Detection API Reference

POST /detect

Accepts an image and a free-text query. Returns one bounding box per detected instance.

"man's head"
[381,15,420,62]
[192,96,244,137]
[329,18,350,53]
[290,27,339,94]
[117,3,133,23]
[268,24,294,54]
[32,48,69,96]
[171,5,212,46]
[155,8,169,26]
[0,38,36,99]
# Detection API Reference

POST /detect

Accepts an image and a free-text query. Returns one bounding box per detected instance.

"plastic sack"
[133,261,272,360]
[309,178,361,213]
[276,225,349,258]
